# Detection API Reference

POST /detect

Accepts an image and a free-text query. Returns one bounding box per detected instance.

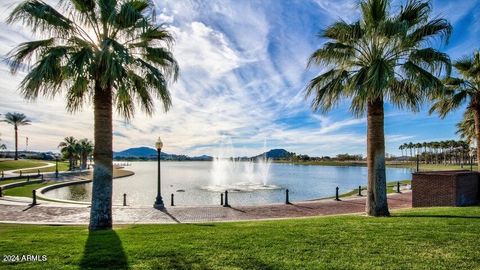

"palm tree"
[2,112,31,160]
[456,110,475,145]
[305,0,451,216]
[6,0,179,230]
[408,142,414,158]
[78,139,94,170]
[59,137,78,171]
[430,51,480,170]
[0,133,6,150]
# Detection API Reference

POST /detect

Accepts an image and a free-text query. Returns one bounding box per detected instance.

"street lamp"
[55,157,59,178]
[154,137,164,209]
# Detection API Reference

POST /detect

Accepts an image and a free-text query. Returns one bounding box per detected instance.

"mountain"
[113,147,292,161]
[252,149,294,160]
[113,147,213,161]
[114,147,157,158]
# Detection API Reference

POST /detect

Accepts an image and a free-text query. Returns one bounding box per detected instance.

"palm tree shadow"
[80,229,128,269]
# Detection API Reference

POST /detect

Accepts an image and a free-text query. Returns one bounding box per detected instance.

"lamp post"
[154,137,164,209]
[55,157,59,178]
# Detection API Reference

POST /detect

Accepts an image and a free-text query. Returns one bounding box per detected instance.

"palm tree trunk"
[366,98,389,216]
[473,105,480,171]
[14,126,18,160]
[89,82,113,231]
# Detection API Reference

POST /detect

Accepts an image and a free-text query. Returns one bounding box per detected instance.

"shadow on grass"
[393,214,480,219]
[80,230,128,269]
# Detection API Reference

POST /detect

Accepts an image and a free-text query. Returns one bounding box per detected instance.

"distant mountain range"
[113,147,212,161]
[113,147,294,161]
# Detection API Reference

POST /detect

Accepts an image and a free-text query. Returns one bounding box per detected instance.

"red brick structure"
[412,170,479,207]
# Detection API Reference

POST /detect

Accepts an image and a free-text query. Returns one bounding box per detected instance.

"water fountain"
[203,139,280,192]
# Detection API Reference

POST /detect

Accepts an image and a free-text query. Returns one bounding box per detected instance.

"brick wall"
[412,171,479,207]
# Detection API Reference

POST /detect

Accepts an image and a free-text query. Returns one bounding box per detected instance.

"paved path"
[0,192,412,225]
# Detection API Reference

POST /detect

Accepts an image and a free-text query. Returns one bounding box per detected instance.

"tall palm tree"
[59,136,78,171]
[430,51,480,170]
[305,0,451,216]
[456,110,475,145]
[78,139,94,170]
[2,112,31,160]
[7,0,178,230]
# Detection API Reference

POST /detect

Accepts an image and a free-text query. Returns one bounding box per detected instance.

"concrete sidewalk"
[0,192,412,225]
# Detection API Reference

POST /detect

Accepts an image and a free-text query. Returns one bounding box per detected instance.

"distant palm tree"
[0,134,5,150]
[2,112,31,160]
[305,0,451,216]
[78,139,94,170]
[408,142,414,158]
[59,137,78,171]
[7,0,178,230]
[431,51,480,170]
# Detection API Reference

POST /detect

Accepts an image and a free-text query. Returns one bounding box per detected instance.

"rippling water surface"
[45,161,412,206]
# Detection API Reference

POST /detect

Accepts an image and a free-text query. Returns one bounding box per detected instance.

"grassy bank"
[0,207,479,269]
[275,160,474,171]
[3,182,52,197]
[0,179,29,186]
[0,160,48,171]
[2,168,133,199]
[15,162,69,174]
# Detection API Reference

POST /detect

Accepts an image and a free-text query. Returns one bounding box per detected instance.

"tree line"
[399,140,474,165]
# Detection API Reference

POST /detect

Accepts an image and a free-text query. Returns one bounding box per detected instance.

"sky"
[0,0,479,157]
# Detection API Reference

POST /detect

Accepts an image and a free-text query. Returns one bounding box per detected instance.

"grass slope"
[3,182,52,198]
[0,160,48,171]
[0,207,479,269]
[0,179,29,186]
[16,162,69,174]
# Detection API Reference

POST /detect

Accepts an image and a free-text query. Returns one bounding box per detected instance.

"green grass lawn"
[0,207,479,269]
[15,162,69,174]
[0,160,48,171]
[3,182,52,198]
[0,179,29,186]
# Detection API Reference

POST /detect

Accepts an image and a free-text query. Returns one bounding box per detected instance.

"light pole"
[154,137,164,209]
[55,157,59,178]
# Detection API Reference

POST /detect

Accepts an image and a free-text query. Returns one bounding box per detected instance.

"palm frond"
[7,0,73,36]
[7,38,55,73]
[408,18,452,45]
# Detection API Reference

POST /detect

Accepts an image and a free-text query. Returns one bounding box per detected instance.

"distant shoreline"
[114,159,475,171]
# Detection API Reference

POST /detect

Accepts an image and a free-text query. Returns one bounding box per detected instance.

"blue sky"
[0,0,479,157]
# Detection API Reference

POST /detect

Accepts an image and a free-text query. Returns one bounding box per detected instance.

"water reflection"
[45,161,412,206]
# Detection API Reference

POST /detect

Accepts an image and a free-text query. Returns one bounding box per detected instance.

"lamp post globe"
[154,137,164,209]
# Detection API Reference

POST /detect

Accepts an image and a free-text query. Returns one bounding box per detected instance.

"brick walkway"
[0,192,412,225]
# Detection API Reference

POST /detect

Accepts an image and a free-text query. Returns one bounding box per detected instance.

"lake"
[45,161,412,206]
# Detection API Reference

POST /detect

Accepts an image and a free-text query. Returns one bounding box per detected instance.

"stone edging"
[36,180,93,205]
[0,179,45,191]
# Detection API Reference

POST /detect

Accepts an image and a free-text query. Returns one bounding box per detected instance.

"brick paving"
[0,192,412,225]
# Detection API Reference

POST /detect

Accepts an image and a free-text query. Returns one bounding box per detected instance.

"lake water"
[45,161,412,206]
